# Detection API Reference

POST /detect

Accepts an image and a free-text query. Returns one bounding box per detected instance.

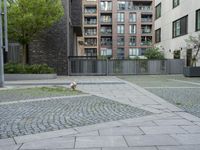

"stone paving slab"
[171,134,200,145]
[0,138,15,146]
[124,135,180,146]
[102,147,157,150]
[158,145,200,150]
[99,126,143,136]
[20,137,75,149]
[180,125,200,133]
[0,145,21,150]
[75,136,127,148]
[140,126,187,134]
[154,119,194,126]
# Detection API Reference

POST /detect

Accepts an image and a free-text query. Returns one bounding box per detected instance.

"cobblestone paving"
[0,86,81,103]
[148,88,200,118]
[119,75,200,87]
[119,75,200,118]
[0,95,151,139]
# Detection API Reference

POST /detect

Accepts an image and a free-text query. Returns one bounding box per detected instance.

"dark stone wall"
[71,0,82,26]
[29,0,82,75]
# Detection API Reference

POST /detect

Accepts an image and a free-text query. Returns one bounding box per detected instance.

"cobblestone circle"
[0,96,151,139]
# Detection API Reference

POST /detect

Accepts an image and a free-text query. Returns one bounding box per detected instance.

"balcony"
[101,37,112,46]
[84,17,97,25]
[141,36,152,46]
[101,27,112,36]
[141,14,153,23]
[84,38,97,46]
[84,28,97,36]
[100,1,112,12]
[100,15,112,24]
[84,7,97,14]
[128,1,152,12]
[141,25,152,34]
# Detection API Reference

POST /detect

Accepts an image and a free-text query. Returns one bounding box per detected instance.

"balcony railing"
[141,41,152,46]
[84,32,97,36]
[141,18,152,22]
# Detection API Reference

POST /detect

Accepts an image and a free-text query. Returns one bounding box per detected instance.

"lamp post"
[0,0,8,88]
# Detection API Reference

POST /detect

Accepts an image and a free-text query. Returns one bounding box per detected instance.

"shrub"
[144,47,165,60]
[4,63,55,74]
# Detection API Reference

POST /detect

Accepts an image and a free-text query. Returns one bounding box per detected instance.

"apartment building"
[82,0,99,57]
[155,0,200,66]
[82,0,154,59]
[29,0,82,75]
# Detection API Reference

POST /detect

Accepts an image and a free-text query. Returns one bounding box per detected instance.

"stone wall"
[29,0,82,75]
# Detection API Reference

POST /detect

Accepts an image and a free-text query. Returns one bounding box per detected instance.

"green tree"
[144,47,165,59]
[185,34,200,67]
[7,0,64,64]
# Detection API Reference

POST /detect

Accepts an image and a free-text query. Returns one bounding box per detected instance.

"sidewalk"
[1,76,200,150]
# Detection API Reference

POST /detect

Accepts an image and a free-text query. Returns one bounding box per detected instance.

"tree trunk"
[22,44,29,64]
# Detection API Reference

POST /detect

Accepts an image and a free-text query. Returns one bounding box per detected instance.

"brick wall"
[29,0,82,75]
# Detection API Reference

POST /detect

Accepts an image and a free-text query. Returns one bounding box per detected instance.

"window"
[101,37,112,46]
[173,0,180,8]
[141,36,152,46]
[129,48,139,56]
[117,13,125,22]
[173,15,188,38]
[129,36,136,46]
[196,9,200,31]
[101,48,112,56]
[117,25,125,34]
[117,48,124,59]
[117,36,125,46]
[84,28,97,36]
[100,1,112,11]
[129,13,136,22]
[155,3,161,19]
[141,25,152,34]
[155,28,161,43]
[85,38,97,46]
[101,26,112,35]
[174,50,180,59]
[101,15,112,23]
[129,24,136,34]
[117,1,126,10]
[85,48,97,56]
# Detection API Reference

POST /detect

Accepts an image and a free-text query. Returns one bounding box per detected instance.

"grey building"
[29,0,82,75]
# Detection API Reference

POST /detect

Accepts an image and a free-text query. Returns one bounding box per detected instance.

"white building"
[155,0,200,66]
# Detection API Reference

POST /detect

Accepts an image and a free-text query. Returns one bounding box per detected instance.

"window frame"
[117,12,125,23]
[172,15,188,38]
[155,3,161,20]
[155,28,161,43]
[173,0,180,8]
[117,24,125,34]
[196,9,200,31]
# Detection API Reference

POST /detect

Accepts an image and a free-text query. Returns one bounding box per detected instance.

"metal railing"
[68,59,185,76]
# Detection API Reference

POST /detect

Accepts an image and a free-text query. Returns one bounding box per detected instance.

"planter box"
[183,67,200,77]
[5,74,57,81]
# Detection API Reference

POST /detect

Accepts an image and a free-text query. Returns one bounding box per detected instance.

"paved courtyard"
[0,76,200,150]
[119,75,200,118]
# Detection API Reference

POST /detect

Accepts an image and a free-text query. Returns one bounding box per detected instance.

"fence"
[68,59,185,76]
[7,43,21,63]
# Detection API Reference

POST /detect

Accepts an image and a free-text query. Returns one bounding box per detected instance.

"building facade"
[29,0,82,75]
[155,0,200,66]
[82,0,154,59]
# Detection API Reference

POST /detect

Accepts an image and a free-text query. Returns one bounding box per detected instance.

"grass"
[0,86,83,103]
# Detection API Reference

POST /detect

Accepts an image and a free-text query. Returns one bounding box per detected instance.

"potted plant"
[183,34,200,77]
